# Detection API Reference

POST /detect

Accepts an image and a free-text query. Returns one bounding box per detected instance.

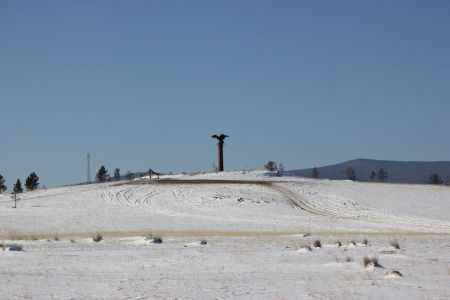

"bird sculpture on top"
[211,134,229,172]
[211,134,228,144]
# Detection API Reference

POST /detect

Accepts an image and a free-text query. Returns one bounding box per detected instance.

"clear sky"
[1,0,449,188]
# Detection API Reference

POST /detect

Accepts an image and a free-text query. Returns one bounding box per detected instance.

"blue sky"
[1,0,449,187]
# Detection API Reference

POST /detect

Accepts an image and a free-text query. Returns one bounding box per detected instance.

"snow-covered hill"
[1,170,449,299]
[1,170,449,237]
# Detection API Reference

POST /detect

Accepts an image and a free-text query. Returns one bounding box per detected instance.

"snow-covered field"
[1,170,449,299]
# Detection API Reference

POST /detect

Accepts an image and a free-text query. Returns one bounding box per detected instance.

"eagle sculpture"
[211,134,229,144]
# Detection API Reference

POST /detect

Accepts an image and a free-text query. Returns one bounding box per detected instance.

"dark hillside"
[287,159,450,184]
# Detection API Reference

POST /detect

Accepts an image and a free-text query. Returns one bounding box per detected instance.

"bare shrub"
[363,256,371,267]
[363,256,379,267]
[371,256,379,266]
[345,256,354,262]
[390,240,400,249]
[152,237,162,244]
[363,238,369,245]
[1,243,23,251]
[312,240,322,248]
[54,236,60,241]
[336,256,354,262]
[200,239,207,245]
[92,234,103,242]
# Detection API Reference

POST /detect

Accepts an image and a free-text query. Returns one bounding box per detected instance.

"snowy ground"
[0,170,449,299]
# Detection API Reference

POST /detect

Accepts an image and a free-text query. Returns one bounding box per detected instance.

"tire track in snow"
[269,183,336,218]
[141,190,160,205]
[103,179,450,233]
[105,180,335,217]
[275,182,450,232]
[103,185,163,208]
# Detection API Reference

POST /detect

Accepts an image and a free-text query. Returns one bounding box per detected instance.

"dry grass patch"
[335,256,354,262]
[0,243,23,251]
[390,239,400,249]
[92,234,103,242]
[312,240,322,248]
[345,256,354,262]
[363,256,381,268]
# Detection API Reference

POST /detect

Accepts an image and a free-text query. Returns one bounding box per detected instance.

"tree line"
[95,166,135,183]
[0,166,140,195]
[1,163,448,195]
[309,166,447,185]
[264,161,285,177]
[0,172,40,194]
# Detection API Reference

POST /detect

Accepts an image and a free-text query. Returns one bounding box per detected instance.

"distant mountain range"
[286,159,450,184]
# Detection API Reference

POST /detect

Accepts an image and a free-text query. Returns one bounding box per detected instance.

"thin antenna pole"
[87,153,91,184]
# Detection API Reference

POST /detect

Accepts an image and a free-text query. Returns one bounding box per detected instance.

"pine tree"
[96,166,109,182]
[13,179,23,193]
[369,171,376,182]
[346,166,357,181]
[114,168,121,181]
[0,174,6,193]
[312,167,320,179]
[264,161,277,171]
[378,168,388,183]
[25,172,39,191]
[428,173,443,184]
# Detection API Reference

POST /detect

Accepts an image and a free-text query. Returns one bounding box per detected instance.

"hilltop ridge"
[287,158,450,184]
